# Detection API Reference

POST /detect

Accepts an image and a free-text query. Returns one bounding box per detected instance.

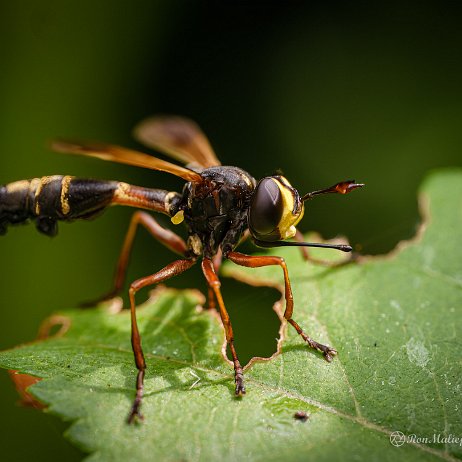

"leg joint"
[209,280,221,289]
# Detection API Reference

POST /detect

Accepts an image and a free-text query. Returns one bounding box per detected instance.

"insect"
[293,411,309,422]
[0,116,363,423]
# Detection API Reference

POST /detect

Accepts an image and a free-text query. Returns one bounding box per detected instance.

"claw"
[302,333,337,362]
[235,371,246,396]
[127,401,144,424]
[235,382,246,396]
[323,347,338,362]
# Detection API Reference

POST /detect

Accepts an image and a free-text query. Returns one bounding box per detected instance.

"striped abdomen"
[0,175,180,236]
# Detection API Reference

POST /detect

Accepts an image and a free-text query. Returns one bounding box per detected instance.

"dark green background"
[1,1,461,460]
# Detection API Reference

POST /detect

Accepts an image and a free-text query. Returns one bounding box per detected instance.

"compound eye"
[248,178,283,236]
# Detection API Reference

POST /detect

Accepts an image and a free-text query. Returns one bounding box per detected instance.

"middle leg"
[127,258,196,424]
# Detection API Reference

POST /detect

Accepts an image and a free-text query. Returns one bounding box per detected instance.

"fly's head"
[247,176,304,243]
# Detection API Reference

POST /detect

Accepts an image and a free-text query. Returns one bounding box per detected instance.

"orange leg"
[205,249,222,310]
[127,258,196,424]
[226,251,337,361]
[84,211,188,306]
[201,258,245,396]
[207,286,216,311]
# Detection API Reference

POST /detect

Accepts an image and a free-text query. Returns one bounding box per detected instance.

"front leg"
[201,258,245,395]
[226,251,337,362]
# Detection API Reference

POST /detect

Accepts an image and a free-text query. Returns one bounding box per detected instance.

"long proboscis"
[253,239,352,252]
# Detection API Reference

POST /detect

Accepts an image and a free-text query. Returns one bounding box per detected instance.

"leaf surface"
[0,169,461,462]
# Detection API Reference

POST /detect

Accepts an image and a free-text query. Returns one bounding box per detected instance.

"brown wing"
[51,140,203,182]
[133,116,221,169]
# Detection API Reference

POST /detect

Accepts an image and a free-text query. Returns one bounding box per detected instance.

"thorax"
[178,166,256,258]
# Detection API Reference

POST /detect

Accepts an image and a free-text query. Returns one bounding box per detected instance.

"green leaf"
[1,169,461,462]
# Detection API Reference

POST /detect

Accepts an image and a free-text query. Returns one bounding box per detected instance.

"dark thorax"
[179,166,256,258]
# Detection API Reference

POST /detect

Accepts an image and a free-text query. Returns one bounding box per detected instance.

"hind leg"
[83,211,188,306]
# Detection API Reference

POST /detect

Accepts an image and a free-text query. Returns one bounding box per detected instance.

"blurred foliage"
[1,1,462,460]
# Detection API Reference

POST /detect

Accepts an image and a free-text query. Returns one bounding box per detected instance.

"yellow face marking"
[171,210,184,225]
[274,176,304,240]
[60,176,73,215]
